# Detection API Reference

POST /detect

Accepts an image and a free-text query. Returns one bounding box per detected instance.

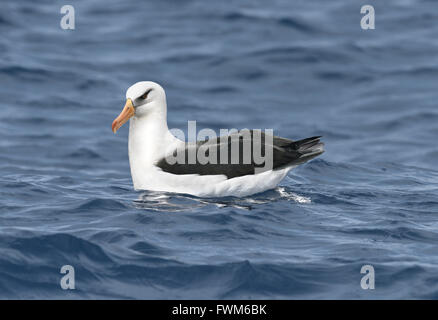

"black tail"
[288,136,324,165]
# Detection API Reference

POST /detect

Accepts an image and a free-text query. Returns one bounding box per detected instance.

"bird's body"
[112,81,324,198]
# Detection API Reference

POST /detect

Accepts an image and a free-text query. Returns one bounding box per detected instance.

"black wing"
[156,130,324,179]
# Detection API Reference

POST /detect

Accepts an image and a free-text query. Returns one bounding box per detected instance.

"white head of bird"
[112,81,167,134]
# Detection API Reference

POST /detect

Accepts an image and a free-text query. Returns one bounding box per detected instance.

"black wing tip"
[290,135,323,150]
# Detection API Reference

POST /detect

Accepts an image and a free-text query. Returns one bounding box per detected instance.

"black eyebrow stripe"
[141,88,153,97]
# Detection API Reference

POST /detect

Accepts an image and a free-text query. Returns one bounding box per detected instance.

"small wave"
[0,66,74,81]
[75,198,129,212]
[277,187,311,204]
[0,14,13,26]
[277,17,315,32]
[5,233,113,263]
[223,11,316,33]
[130,241,169,256]
[67,148,104,160]
[202,86,238,94]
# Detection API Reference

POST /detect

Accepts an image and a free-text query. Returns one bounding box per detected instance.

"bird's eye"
[140,89,152,99]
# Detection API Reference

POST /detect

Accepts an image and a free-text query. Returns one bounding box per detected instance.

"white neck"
[128,105,178,186]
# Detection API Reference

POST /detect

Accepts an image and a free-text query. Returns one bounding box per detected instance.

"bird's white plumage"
[122,81,298,197]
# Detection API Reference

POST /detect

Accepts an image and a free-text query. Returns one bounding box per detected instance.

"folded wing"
[156,130,324,179]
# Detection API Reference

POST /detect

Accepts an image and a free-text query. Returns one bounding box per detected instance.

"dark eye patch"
[140,89,152,99]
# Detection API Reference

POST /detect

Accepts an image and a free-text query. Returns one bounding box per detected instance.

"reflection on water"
[134,186,312,212]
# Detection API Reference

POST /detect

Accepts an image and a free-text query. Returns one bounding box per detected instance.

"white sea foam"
[278,187,311,204]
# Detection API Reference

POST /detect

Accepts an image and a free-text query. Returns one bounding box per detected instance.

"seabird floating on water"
[112,81,324,197]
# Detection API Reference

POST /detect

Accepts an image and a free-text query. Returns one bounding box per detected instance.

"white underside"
[132,165,295,198]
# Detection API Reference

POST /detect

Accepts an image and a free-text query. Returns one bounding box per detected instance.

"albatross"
[112,81,324,197]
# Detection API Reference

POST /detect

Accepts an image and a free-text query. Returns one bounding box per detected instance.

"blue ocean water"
[1,0,438,299]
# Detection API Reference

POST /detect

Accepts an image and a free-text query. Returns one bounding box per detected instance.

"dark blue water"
[1,0,438,299]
